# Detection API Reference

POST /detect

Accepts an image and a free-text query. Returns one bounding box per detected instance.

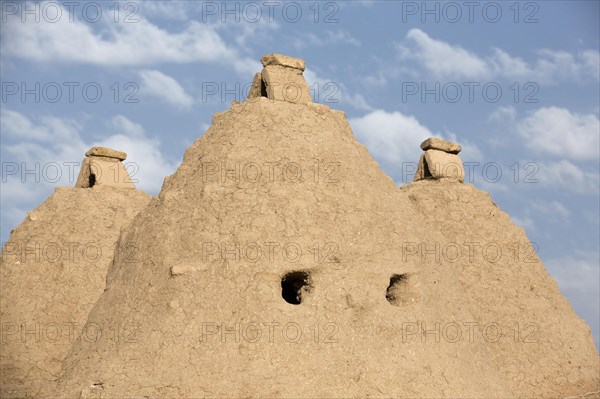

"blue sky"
[1,1,599,347]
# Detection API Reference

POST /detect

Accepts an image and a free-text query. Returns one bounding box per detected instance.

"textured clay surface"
[39,96,598,398]
[0,186,151,398]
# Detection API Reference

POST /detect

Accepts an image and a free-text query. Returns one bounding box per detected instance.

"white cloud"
[139,70,194,109]
[488,105,517,124]
[1,110,177,218]
[525,49,600,83]
[580,49,600,81]
[488,48,531,80]
[348,109,483,182]
[109,115,145,137]
[398,29,600,84]
[484,106,599,195]
[400,28,489,80]
[0,1,257,75]
[348,110,433,170]
[0,109,83,144]
[517,107,600,161]
[536,160,599,194]
[97,116,177,193]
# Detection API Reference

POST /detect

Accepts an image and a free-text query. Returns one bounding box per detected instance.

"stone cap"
[76,147,134,188]
[85,146,127,161]
[261,54,305,71]
[420,138,461,154]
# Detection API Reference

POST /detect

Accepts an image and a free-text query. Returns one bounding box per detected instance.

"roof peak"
[248,53,311,105]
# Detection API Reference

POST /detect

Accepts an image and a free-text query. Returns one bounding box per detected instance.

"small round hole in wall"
[386,274,411,306]
[281,271,312,305]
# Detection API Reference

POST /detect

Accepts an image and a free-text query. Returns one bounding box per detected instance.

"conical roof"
[51,55,598,398]
[0,148,151,398]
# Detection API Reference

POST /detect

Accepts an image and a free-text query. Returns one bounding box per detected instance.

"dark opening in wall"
[386,274,409,306]
[260,79,268,97]
[423,158,432,178]
[88,173,96,187]
[281,271,312,305]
